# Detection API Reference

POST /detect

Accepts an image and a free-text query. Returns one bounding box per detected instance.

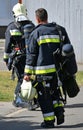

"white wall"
[23,0,83,63]
[0,0,18,25]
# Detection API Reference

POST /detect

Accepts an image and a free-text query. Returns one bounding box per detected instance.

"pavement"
[0,86,82,116]
[0,87,82,117]
[0,87,83,130]
[0,102,21,117]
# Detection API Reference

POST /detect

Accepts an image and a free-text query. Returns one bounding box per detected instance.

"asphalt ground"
[0,87,83,130]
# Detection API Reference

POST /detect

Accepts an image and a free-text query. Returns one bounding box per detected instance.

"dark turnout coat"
[24,22,71,76]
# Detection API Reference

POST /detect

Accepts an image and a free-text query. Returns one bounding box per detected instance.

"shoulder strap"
[53,24,64,61]
[55,24,64,49]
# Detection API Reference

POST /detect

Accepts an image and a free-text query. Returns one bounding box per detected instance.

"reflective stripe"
[37,35,60,41]
[35,67,56,74]
[37,35,60,46]
[10,29,22,36]
[25,64,56,75]
[53,100,58,104]
[25,65,34,70]
[53,101,64,108]
[25,65,35,74]
[35,64,56,74]
[44,115,55,121]
[38,39,60,46]
[33,82,38,88]
[43,112,55,121]
[25,68,35,74]
[35,64,55,70]
[43,112,54,117]
[3,52,10,59]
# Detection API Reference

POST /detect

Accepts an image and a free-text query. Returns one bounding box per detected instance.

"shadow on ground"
[0,115,83,130]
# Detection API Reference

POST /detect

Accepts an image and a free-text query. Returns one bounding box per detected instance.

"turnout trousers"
[13,55,26,95]
[36,73,64,124]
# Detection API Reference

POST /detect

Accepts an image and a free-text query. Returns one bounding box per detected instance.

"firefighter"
[24,8,71,128]
[3,3,38,109]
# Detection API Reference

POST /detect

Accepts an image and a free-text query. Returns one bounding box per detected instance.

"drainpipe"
[18,0,22,3]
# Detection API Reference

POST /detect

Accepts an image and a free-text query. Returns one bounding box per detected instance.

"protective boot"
[57,111,64,125]
[41,121,55,128]
[54,106,65,125]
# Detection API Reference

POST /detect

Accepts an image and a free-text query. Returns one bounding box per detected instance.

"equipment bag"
[55,24,78,75]
[62,76,80,98]
[53,24,80,98]
[60,51,78,75]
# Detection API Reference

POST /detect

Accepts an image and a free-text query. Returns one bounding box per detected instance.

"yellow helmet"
[12,3,27,18]
[21,80,37,100]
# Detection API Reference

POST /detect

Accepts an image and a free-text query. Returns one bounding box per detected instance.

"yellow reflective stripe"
[25,68,56,75]
[10,30,22,36]
[38,38,60,46]
[53,102,64,108]
[25,64,56,74]
[33,82,38,88]
[44,116,55,121]
[10,32,22,36]
[3,55,9,59]
[25,65,34,74]
[3,53,9,59]
[24,68,35,74]
[35,68,56,74]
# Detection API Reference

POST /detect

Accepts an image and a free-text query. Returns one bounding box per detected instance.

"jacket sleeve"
[3,25,12,63]
[24,31,39,75]
[63,28,71,44]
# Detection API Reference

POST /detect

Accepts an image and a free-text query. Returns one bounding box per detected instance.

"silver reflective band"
[35,64,55,70]
[37,35,60,42]
[43,112,54,117]
[53,100,58,105]
[25,65,34,70]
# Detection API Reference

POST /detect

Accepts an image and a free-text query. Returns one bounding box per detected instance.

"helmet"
[12,3,28,21]
[12,3,27,17]
[21,80,37,100]
[62,43,74,57]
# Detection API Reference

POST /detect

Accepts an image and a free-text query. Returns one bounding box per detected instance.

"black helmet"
[62,43,74,57]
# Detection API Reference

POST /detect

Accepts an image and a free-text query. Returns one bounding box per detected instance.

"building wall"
[0,0,18,38]
[23,0,83,63]
[0,0,18,25]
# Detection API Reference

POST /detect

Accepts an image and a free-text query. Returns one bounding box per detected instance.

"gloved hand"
[7,58,13,71]
[24,75,31,81]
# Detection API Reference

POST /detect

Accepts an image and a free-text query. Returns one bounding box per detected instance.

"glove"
[7,58,13,71]
[24,75,31,81]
